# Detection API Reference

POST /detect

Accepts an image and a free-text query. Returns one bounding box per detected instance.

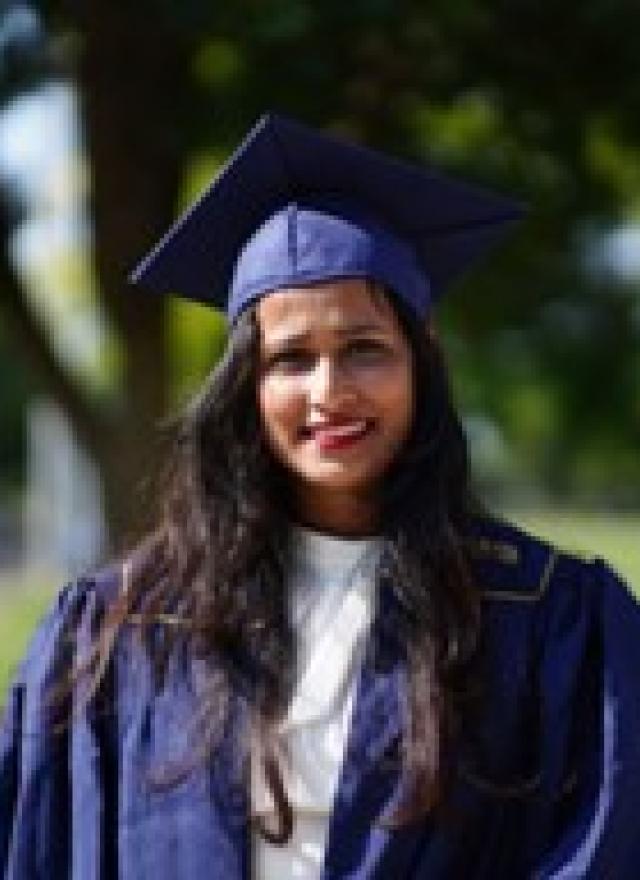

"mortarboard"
[129,113,525,322]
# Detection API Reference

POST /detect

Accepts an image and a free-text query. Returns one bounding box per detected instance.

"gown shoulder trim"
[467,516,566,604]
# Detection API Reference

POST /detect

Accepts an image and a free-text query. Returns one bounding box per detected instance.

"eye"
[267,349,312,371]
[344,339,388,359]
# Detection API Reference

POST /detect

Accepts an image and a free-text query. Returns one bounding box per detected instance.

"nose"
[307,356,354,408]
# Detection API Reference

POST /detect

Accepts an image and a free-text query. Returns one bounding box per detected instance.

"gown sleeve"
[535,556,640,878]
[0,573,118,879]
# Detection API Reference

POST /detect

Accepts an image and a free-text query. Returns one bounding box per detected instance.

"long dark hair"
[66,283,482,843]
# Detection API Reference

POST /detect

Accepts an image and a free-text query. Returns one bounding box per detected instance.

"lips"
[300,418,375,449]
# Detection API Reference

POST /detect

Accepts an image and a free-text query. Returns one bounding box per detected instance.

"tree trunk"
[72,2,192,548]
[2,3,195,551]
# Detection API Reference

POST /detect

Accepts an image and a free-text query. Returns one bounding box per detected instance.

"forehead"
[256,279,399,344]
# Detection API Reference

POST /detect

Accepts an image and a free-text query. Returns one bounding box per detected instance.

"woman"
[2,114,639,879]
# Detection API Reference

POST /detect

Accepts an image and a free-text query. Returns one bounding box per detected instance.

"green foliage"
[0,582,53,698]
[168,298,227,408]
[4,0,640,506]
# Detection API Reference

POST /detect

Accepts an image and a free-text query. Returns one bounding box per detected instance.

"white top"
[251,524,383,880]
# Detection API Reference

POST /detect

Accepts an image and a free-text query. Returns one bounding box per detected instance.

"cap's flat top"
[130,113,525,315]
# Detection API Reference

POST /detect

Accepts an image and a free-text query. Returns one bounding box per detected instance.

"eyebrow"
[263,322,388,348]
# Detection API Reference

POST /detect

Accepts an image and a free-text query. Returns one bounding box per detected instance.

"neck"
[291,485,380,538]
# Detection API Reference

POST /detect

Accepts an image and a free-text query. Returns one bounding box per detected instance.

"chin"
[294,464,383,494]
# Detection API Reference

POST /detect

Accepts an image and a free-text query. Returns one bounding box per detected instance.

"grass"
[502,508,640,593]
[0,581,57,699]
[0,509,638,704]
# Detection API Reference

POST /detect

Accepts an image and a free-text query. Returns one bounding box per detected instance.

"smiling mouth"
[300,419,376,448]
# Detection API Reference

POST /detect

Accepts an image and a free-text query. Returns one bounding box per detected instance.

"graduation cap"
[130,113,525,322]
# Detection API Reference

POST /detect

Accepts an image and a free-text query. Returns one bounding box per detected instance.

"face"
[256,278,415,528]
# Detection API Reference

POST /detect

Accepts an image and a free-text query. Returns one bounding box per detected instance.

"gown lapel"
[321,579,410,878]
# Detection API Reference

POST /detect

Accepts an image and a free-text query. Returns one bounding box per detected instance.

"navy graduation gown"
[2,520,640,878]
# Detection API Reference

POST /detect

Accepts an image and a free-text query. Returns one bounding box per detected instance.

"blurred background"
[0,0,638,693]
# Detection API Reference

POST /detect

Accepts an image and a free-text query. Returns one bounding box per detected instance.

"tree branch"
[0,239,106,461]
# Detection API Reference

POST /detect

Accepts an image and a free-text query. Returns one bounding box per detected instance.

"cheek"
[258,378,302,441]
[377,365,415,433]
